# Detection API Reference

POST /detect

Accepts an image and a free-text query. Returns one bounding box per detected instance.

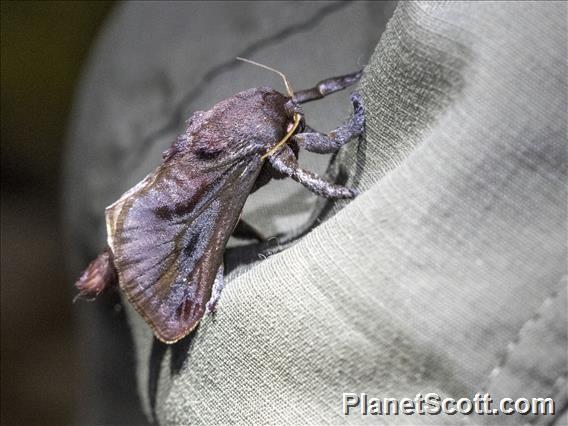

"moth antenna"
[236,57,294,97]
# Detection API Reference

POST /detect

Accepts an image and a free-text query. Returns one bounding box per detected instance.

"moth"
[75,58,365,343]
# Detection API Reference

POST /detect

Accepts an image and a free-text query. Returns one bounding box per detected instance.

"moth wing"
[106,155,261,343]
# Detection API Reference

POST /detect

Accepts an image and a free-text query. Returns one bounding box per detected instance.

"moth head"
[236,57,306,159]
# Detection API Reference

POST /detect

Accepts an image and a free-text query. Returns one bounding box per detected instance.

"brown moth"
[75,58,365,343]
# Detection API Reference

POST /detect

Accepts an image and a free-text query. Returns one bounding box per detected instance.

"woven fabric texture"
[66,1,567,424]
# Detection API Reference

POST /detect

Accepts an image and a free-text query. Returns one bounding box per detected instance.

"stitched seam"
[529,373,568,425]
[548,399,568,426]
[482,275,567,393]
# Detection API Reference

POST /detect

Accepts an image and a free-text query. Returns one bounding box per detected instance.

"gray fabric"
[65,1,567,424]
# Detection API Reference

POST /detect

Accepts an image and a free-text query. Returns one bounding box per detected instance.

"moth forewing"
[105,152,263,343]
[105,170,160,252]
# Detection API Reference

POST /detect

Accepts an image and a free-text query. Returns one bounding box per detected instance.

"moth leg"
[269,146,358,199]
[74,247,118,301]
[293,70,363,104]
[232,219,264,241]
[293,92,364,154]
[206,264,225,314]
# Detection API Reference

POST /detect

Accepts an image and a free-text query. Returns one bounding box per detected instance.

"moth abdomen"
[75,247,117,300]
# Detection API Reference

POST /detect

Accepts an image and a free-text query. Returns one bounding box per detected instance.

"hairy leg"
[269,146,358,199]
[293,70,363,104]
[293,92,364,154]
[206,264,225,313]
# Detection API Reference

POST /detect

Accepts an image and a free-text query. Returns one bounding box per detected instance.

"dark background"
[1,2,114,424]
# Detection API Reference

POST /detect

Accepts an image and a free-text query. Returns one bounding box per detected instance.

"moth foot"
[205,298,218,314]
[349,91,365,137]
[205,264,225,314]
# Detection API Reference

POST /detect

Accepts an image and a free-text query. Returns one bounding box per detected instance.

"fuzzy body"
[75,70,364,344]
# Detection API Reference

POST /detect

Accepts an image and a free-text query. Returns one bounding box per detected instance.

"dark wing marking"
[106,154,262,343]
